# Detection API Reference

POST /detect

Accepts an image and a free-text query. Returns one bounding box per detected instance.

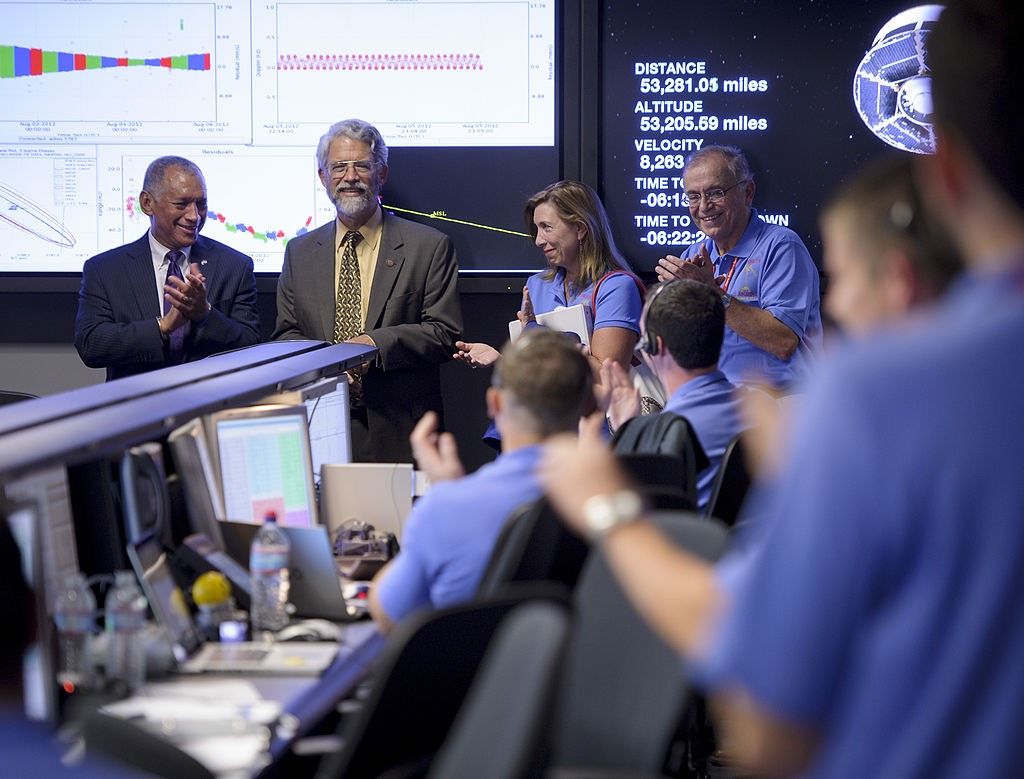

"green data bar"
[171,55,188,70]
[42,50,58,73]
[128,58,144,67]
[0,46,14,78]
[86,55,101,70]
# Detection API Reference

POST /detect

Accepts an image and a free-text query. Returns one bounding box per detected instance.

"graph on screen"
[0,0,559,274]
[0,1,250,143]
[252,0,554,145]
[97,146,336,271]
[0,147,98,271]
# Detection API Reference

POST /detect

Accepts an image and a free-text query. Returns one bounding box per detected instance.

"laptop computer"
[320,463,414,540]
[218,521,355,621]
[128,533,338,675]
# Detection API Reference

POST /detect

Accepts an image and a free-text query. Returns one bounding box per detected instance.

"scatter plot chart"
[99,146,335,271]
[252,0,554,146]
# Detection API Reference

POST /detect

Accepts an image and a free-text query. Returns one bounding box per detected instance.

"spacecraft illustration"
[853,4,944,155]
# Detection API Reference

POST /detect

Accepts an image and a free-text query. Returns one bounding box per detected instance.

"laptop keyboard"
[213,646,271,662]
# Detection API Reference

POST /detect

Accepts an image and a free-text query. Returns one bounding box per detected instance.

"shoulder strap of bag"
[590,269,646,318]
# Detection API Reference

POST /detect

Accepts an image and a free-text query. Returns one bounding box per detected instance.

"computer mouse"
[277,619,342,642]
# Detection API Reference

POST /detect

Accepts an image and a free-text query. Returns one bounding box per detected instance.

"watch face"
[583,491,643,540]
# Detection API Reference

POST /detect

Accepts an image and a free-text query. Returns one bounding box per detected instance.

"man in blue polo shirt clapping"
[368,329,592,633]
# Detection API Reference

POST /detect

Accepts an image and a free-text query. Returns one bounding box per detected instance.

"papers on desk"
[103,679,281,775]
[508,304,592,348]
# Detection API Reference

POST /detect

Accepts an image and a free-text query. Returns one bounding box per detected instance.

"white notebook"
[508,303,591,347]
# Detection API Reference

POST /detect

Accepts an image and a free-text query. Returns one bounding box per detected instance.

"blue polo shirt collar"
[710,208,766,264]
[669,369,731,405]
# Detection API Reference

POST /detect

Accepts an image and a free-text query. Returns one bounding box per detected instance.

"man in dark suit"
[273,119,462,463]
[75,156,260,381]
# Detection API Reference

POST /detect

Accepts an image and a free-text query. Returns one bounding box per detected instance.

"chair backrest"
[0,390,38,407]
[82,709,216,779]
[617,452,697,511]
[316,584,569,779]
[476,498,590,598]
[552,512,729,774]
[704,433,753,528]
[612,413,709,505]
[427,600,571,779]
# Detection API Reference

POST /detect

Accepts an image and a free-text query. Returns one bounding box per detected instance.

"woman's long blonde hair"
[525,180,634,293]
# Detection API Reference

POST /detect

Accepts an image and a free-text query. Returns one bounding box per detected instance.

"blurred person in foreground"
[745,153,964,480]
[541,2,1024,775]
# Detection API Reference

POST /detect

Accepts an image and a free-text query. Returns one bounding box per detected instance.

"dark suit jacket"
[272,210,462,462]
[75,233,260,381]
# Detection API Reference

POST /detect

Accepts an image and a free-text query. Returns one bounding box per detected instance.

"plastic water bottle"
[54,571,96,691]
[250,512,290,635]
[104,570,148,690]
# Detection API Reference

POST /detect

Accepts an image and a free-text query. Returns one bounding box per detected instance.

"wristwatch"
[581,490,644,542]
[721,292,733,310]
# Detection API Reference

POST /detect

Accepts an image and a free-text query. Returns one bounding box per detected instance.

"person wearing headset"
[602,279,753,510]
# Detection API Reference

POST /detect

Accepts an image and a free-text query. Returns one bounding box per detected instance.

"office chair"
[549,511,730,777]
[426,600,571,779]
[704,433,753,529]
[476,497,590,598]
[617,452,698,511]
[314,584,569,779]
[612,412,709,507]
[0,390,38,406]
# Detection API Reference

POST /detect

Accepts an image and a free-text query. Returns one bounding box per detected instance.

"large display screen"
[0,0,559,274]
[600,1,941,273]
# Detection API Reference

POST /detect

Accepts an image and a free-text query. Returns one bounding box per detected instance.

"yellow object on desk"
[192,571,231,607]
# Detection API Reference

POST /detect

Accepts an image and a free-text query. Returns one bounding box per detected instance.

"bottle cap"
[192,571,231,606]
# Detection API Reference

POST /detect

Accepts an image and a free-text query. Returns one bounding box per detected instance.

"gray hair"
[685,145,754,185]
[316,119,389,172]
[142,156,204,197]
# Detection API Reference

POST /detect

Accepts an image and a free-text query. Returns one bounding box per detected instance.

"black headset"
[639,280,678,356]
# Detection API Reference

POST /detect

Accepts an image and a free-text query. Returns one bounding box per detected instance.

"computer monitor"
[3,498,59,724]
[120,442,170,546]
[167,417,226,551]
[208,404,318,528]
[2,464,80,617]
[262,376,352,486]
[302,378,352,482]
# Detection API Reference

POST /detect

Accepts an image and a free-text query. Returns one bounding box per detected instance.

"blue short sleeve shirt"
[683,210,822,388]
[375,445,544,623]
[526,268,643,335]
[693,267,1024,778]
[663,370,746,509]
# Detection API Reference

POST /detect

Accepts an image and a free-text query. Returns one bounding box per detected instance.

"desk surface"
[102,621,385,777]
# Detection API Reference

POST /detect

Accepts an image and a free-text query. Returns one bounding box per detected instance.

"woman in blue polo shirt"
[455,180,644,375]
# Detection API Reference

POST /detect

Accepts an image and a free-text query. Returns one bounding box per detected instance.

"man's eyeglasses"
[327,159,376,177]
[682,180,748,207]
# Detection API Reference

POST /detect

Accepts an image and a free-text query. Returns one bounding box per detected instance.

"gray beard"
[331,184,377,221]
